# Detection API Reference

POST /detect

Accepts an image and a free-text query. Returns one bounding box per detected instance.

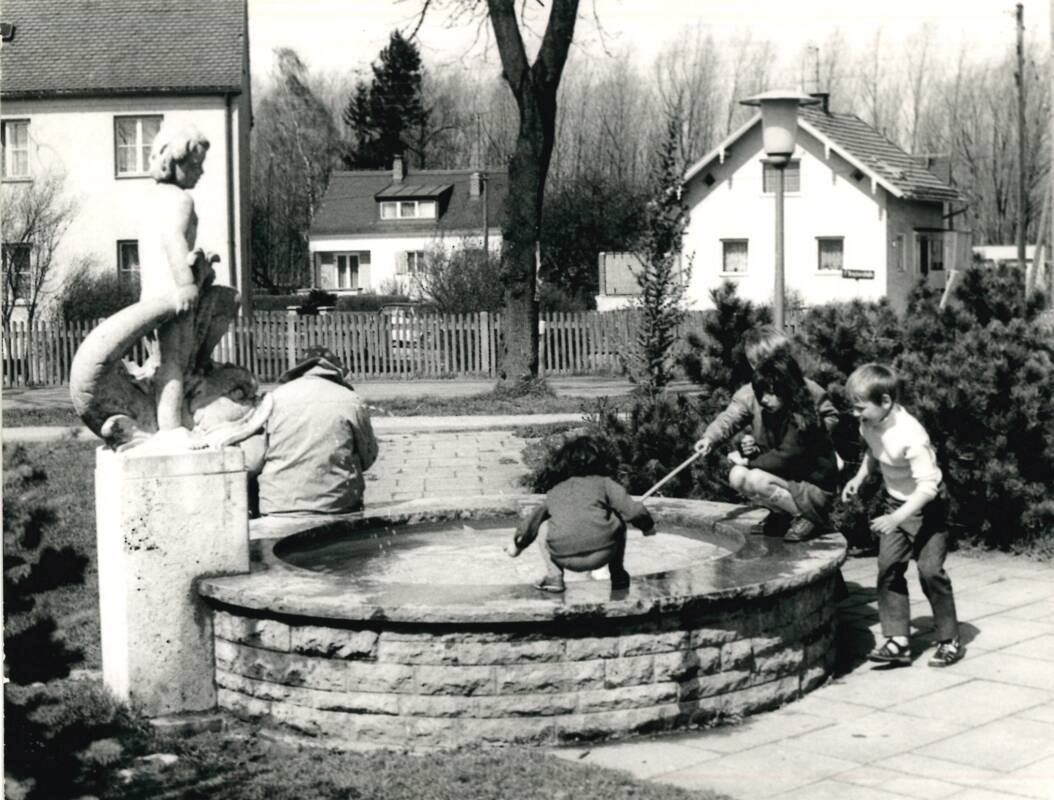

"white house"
[0,0,252,318]
[308,156,505,296]
[597,98,968,314]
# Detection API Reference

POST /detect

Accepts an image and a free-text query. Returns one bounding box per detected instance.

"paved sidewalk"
[367,429,535,504]
[552,553,1054,799]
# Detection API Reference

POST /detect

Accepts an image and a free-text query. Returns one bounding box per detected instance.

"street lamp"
[740,89,819,330]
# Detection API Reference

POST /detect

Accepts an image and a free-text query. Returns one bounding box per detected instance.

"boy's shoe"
[783,516,819,542]
[928,638,964,667]
[868,637,912,666]
[534,575,565,593]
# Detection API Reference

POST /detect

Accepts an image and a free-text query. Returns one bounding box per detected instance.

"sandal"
[868,637,911,666]
[534,576,565,593]
[928,638,964,667]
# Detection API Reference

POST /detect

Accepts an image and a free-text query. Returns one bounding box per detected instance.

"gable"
[684,108,961,205]
[0,0,246,99]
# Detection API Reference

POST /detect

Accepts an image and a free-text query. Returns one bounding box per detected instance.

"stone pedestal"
[96,446,249,716]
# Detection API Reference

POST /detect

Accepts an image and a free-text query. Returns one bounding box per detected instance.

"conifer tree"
[343,31,428,169]
[623,113,691,392]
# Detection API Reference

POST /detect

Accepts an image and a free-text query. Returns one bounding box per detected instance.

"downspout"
[224,91,237,293]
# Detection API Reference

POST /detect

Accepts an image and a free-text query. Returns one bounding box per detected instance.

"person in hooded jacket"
[240,346,378,516]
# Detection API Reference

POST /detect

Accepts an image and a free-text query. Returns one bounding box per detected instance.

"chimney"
[392,154,404,183]
[810,92,830,114]
[469,171,481,198]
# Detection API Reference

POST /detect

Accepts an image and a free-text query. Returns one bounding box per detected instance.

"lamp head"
[740,89,820,159]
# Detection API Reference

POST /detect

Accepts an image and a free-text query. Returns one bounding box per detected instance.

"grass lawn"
[1,392,630,428]
[3,440,726,800]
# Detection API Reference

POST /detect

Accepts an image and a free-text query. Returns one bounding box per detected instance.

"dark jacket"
[749,409,839,491]
[514,476,654,558]
[701,379,839,446]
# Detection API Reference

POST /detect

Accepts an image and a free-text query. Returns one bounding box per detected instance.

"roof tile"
[800,108,961,202]
[311,169,507,238]
[1,0,245,98]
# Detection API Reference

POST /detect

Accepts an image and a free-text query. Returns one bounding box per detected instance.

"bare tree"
[902,23,936,153]
[1,172,76,334]
[250,48,342,292]
[655,24,721,168]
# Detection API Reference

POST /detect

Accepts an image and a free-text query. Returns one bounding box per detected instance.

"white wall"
[309,229,502,296]
[1,95,241,318]
[680,124,890,310]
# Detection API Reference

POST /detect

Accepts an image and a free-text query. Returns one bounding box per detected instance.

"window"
[917,234,945,275]
[114,115,162,176]
[117,240,141,292]
[817,237,844,272]
[379,200,437,220]
[396,251,426,275]
[2,120,30,178]
[762,159,800,193]
[336,254,359,289]
[721,239,748,274]
[407,251,426,274]
[2,242,32,300]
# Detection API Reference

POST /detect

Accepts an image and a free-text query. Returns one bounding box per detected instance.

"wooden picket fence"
[2,307,790,388]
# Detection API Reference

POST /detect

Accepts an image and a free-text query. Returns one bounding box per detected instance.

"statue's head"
[149,124,210,186]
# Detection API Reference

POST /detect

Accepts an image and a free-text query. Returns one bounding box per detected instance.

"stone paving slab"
[832,763,964,799]
[916,716,1054,773]
[552,546,1054,800]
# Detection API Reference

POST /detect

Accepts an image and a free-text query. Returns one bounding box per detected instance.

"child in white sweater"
[842,363,962,667]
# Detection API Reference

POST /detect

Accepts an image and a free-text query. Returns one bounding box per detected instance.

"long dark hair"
[549,434,620,484]
[751,350,821,434]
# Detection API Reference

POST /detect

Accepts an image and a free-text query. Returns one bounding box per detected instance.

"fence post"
[285,309,297,371]
[479,311,490,376]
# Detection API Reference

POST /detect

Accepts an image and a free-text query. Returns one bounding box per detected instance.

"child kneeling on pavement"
[703,349,840,542]
[506,434,655,592]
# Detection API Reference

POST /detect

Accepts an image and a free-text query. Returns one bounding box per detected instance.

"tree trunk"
[486,0,578,387]
[500,87,552,382]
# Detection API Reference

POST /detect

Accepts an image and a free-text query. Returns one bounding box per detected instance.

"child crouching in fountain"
[506,434,655,593]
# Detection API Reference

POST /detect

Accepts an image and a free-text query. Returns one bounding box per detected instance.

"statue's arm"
[239,431,267,476]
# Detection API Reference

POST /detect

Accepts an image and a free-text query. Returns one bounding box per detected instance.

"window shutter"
[396,252,407,275]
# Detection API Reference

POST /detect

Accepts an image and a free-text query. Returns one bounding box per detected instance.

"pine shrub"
[4,446,149,799]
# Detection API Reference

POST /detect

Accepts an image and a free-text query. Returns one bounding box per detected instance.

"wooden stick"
[640,450,703,500]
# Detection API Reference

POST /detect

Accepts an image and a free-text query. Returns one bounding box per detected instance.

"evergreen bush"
[252,292,410,313]
[58,261,138,323]
[4,446,150,799]
[530,266,1054,554]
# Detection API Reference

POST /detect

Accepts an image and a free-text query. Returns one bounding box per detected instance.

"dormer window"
[380,200,437,220]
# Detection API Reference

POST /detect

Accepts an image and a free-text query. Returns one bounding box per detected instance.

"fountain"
[199,495,845,747]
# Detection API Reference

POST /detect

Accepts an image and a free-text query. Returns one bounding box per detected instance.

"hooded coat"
[244,358,378,515]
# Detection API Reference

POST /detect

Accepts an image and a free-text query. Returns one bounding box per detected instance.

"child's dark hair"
[550,434,620,483]
[751,350,821,433]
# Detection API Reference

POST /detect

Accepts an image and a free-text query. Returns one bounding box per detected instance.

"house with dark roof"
[596,96,968,313]
[0,0,252,314]
[308,156,506,295]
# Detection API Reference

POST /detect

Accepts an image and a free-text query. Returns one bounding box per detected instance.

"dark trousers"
[876,491,959,641]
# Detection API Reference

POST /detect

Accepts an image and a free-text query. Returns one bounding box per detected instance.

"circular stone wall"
[198,496,846,749]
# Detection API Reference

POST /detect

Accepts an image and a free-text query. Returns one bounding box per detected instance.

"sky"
[248,0,1052,83]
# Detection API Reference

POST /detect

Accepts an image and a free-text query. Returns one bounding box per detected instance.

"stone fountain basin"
[198,495,846,748]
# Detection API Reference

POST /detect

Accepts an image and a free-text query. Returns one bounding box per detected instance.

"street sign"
[841,268,875,280]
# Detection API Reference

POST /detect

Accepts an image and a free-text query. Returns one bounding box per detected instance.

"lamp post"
[740,90,819,330]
